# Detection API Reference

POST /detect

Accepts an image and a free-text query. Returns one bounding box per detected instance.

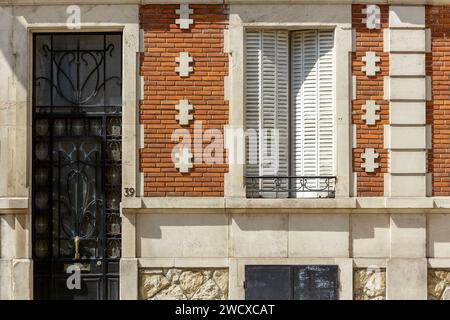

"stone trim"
[3,0,450,5]
[121,196,450,211]
[352,4,389,196]
[384,5,428,197]
[225,3,352,198]
[0,198,28,214]
[138,258,230,268]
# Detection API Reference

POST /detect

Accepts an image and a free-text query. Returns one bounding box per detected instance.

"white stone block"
[390,150,426,174]
[137,213,228,258]
[386,258,427,300]
[175,100,193,125]
[387,77,426,100]
[173,148,193,173]
[361,148,379,172]
[362,4,381,29]
[351,214,389,258]
[362,100,380,125]
[390,53,425,76]
[389,6,425,29]
[428,214,450,258]
[120,258,138,300]
[390,101,425,125]
[175,4,193,30]
[352,75,356,100]
[175,52,193,77]
[362,52,380,76]
[12,259,32,299]
[388,126,427,149]
[231,214,288,257]
[385,29,426,52]
[0,215,15,258]
[288,214,349,258]
[0,259,11,300]
[390,214,426,258]
[388,174,426,197]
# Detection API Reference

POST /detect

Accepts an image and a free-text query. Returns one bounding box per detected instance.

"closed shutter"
[245,30,261,183]
[245,30,289,197]
[245,29,334,198]
[291,30,334,198]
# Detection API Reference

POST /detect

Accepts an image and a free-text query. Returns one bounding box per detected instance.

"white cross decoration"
[361,148,379,173]
[174,148,193,173]
[362,100,380,125]
[175,52,193,77]
[362,52,380,76]
[176,4,193,29]
[175,100,193,125]
[362,4,381,29]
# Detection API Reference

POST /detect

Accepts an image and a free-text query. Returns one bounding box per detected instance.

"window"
[245,30,335,198]
[244,265,339,300]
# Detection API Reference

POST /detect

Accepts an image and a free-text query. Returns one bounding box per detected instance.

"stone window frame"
[225,4,353,199]
[2,4,140,299]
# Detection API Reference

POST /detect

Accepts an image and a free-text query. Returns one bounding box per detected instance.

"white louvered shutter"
[291,30,334,198]
[245,30,261,190]
[245,30,289,197]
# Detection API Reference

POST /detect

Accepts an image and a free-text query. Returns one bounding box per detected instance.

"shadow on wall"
[138,212,227,239]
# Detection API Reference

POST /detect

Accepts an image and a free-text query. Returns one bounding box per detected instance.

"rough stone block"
[139,268,228,300]
[354,267,386,300]
[428,269,450,300]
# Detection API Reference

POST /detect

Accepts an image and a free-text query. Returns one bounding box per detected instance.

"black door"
[245,265,339,300]
[32,33,122,300]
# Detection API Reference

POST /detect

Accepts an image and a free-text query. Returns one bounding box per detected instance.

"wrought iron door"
[32,33,122,300]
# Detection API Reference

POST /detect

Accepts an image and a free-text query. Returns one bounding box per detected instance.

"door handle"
[74,236,80,260]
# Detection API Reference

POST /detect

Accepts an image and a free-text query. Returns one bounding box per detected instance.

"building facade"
[1,0,450,300]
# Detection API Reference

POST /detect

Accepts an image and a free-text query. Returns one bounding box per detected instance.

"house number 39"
[124,188,135,197]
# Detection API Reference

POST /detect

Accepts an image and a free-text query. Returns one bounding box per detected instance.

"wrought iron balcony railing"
[245,176,337,199]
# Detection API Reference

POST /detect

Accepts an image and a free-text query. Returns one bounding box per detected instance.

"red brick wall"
[139,5,229,197]
[426,6,450,196]
[352,4,389,197]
